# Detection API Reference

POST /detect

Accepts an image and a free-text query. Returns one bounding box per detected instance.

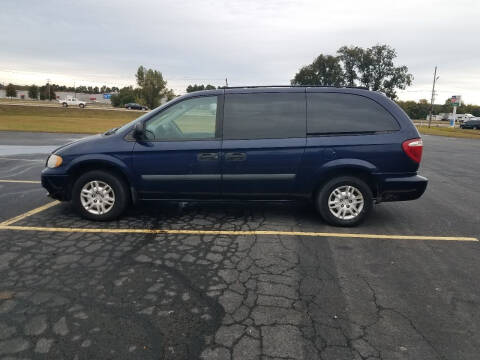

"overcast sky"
[1,0,479,103]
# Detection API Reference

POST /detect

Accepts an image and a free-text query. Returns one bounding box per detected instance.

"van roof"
[183,86,383,98]
[222,85,369,90]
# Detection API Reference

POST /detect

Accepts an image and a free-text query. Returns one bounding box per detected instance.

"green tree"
[292,44,413,99]
[136,65,169,109]
[5,83,17,98]
[39,84,56,100]
[164,88,176,101]
[28,85,39,100]
[462,104,480,117]
[110,86,138,107]
[291,55,344,87]
[186,84,216,93]
[396,99,430,119]
[358,45,412,98]
[337,46,363,86]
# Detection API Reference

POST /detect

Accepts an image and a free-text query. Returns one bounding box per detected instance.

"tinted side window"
[307,93,399,134]
[223,93,305,140]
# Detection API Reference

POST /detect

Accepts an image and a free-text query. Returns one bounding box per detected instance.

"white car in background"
[60,97,86,108]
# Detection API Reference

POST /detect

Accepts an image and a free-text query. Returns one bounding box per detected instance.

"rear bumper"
[376,174,428,202]
[41,171,69,201]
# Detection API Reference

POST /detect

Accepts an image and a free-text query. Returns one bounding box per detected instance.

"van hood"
[53,134,103,155]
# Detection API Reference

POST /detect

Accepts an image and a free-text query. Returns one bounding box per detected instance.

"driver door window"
[145,96,218,141]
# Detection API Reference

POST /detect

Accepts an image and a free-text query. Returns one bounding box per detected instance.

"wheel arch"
[311,161,378,200]
[66,158,136,202]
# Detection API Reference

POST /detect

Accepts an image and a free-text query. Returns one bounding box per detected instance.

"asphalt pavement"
[0,131,479,360]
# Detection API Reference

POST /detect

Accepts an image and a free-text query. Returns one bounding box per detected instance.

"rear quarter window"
[307,93,400,134]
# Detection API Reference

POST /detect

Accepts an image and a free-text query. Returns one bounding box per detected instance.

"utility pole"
[47,78,51,101]
[428,66,439,128]
[225,78,228,87]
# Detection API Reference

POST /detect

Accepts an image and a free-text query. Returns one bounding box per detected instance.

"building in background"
[0,89,113,104]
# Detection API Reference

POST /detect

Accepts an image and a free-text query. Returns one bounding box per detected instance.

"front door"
[221,91,307,198]
[133,94,222,199]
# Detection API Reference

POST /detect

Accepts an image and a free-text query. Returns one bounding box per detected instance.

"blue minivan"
[42,86,427,226]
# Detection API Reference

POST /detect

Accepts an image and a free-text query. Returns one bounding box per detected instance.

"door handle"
[197,152,219,161]
[225,152,247,161]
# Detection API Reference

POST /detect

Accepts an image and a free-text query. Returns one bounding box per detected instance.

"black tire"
[128,106,132,110]
[315,176,373,227]
[71,170,129,221]
[79,103,85,108]
[62,102,68,107]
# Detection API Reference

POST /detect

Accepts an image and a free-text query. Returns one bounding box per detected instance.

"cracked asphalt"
[0,131,479,360]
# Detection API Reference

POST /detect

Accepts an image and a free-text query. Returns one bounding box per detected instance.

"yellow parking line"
[0,179,41,184]
[0,201,476,242]
[0,201,60,226]
[0,224,476,241]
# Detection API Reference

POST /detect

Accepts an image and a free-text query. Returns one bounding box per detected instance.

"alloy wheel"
[80,180,115,215]
[328,185,364,220]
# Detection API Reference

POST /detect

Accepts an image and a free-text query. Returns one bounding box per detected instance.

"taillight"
[402,138,423,163]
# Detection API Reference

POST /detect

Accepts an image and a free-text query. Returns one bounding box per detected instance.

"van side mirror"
[133,122,145,140]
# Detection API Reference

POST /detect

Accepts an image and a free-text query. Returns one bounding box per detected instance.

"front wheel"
[316,176,373,227]
[71,170,129,221]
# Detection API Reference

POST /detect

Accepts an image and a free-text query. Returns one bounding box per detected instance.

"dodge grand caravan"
[42,86,428,226]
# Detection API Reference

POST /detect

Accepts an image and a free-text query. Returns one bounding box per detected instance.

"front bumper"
[41,170,69,201]
[376,174,428,202]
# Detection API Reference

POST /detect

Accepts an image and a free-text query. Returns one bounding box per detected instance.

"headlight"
[47,154,63,168]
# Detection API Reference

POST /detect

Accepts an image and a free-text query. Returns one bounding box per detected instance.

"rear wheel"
[316,176,373,227]
[71,170,128,221]
[62,102,68,107]
[79,103,85,108]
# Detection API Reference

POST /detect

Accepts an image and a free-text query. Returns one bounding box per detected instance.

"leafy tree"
[292,44,413,99]
[136,65,170,109]
[164,88,176,101]
[110,86,138,107]
[100,85,113,93]
[337,46,363,86]
[291,55,344,87]
[358,45,413,98]
[5,83,17,98]
[39,84,56,100]
[440,98,480,117]
[396,99,430,119]
[28,85,39,100]
[394,98,480,120]
[186,84,216,93]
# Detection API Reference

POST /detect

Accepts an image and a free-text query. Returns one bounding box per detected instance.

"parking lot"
[0,131,479,359]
